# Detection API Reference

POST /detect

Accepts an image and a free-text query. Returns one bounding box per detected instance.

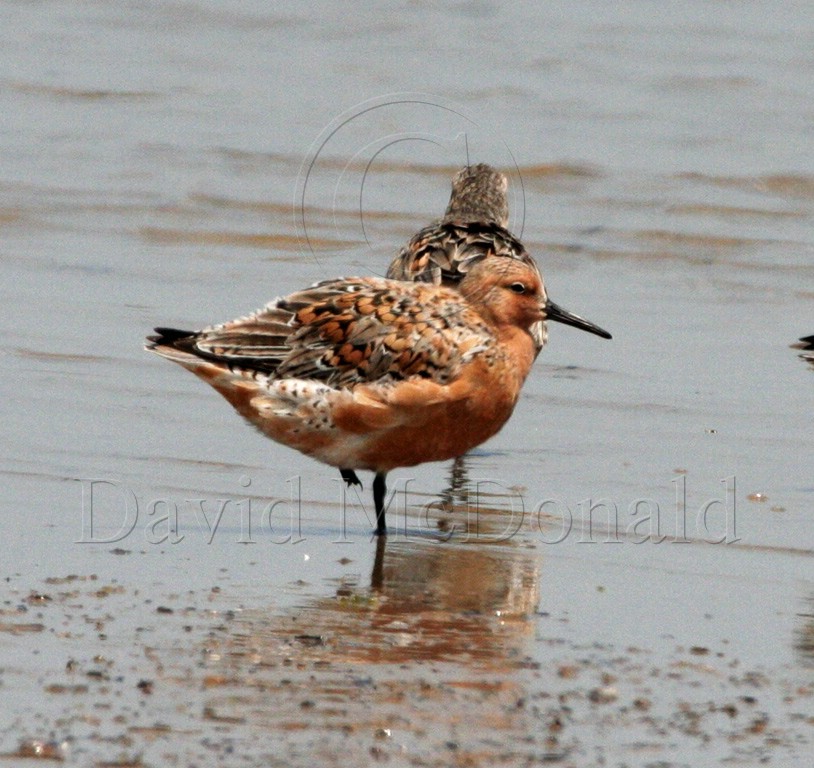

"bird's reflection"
[361,456,540,663]
[370,531,538,616]
[406,454,527,543]
[207,457,540,670]
[358,532,538,664]
[437,455,471,511]
[199,456,543,744]
[794,591,814,667]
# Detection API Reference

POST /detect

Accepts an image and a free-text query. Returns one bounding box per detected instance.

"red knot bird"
[146,256,611,536]
[388,163,596,355]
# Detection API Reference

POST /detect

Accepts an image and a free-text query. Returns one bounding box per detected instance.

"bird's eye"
[508,282,526,294]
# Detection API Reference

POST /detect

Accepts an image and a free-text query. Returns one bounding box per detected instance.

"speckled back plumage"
[386,164,547,352]
[146,165,612,535]
[147,258,545,490]
[387,220,538,286]
[164,277,495,390]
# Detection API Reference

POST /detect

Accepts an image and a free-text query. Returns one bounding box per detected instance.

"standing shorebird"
[147,256,611,536]
[388,163,516,284]
[389,163,579,355]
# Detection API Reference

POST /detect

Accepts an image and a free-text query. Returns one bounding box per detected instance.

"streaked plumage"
[388,164,520,285]
[388,164,550,348]
[146,257,611,535]
[442,163,509,227]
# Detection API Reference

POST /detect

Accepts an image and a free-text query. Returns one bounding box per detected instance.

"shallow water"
[1,2,813,766]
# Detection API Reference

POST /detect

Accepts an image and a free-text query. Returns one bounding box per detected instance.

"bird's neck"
[494,324,536,388]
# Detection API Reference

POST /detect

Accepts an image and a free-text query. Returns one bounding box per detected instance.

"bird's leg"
[373,472,387,536]
[370,534,386,590]
[340,468,362,488]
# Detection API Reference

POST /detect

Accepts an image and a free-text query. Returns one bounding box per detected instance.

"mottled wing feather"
[168,278,492,388]
[387,221,540,285]
[388,221,547,354]
[275,279,492,387]
[178,314,295,374]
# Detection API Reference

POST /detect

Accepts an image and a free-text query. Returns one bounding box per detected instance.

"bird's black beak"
[544,299,612,340]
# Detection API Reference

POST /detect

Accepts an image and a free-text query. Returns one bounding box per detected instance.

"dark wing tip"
[793,334,814,350]
[146,326,196,348]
